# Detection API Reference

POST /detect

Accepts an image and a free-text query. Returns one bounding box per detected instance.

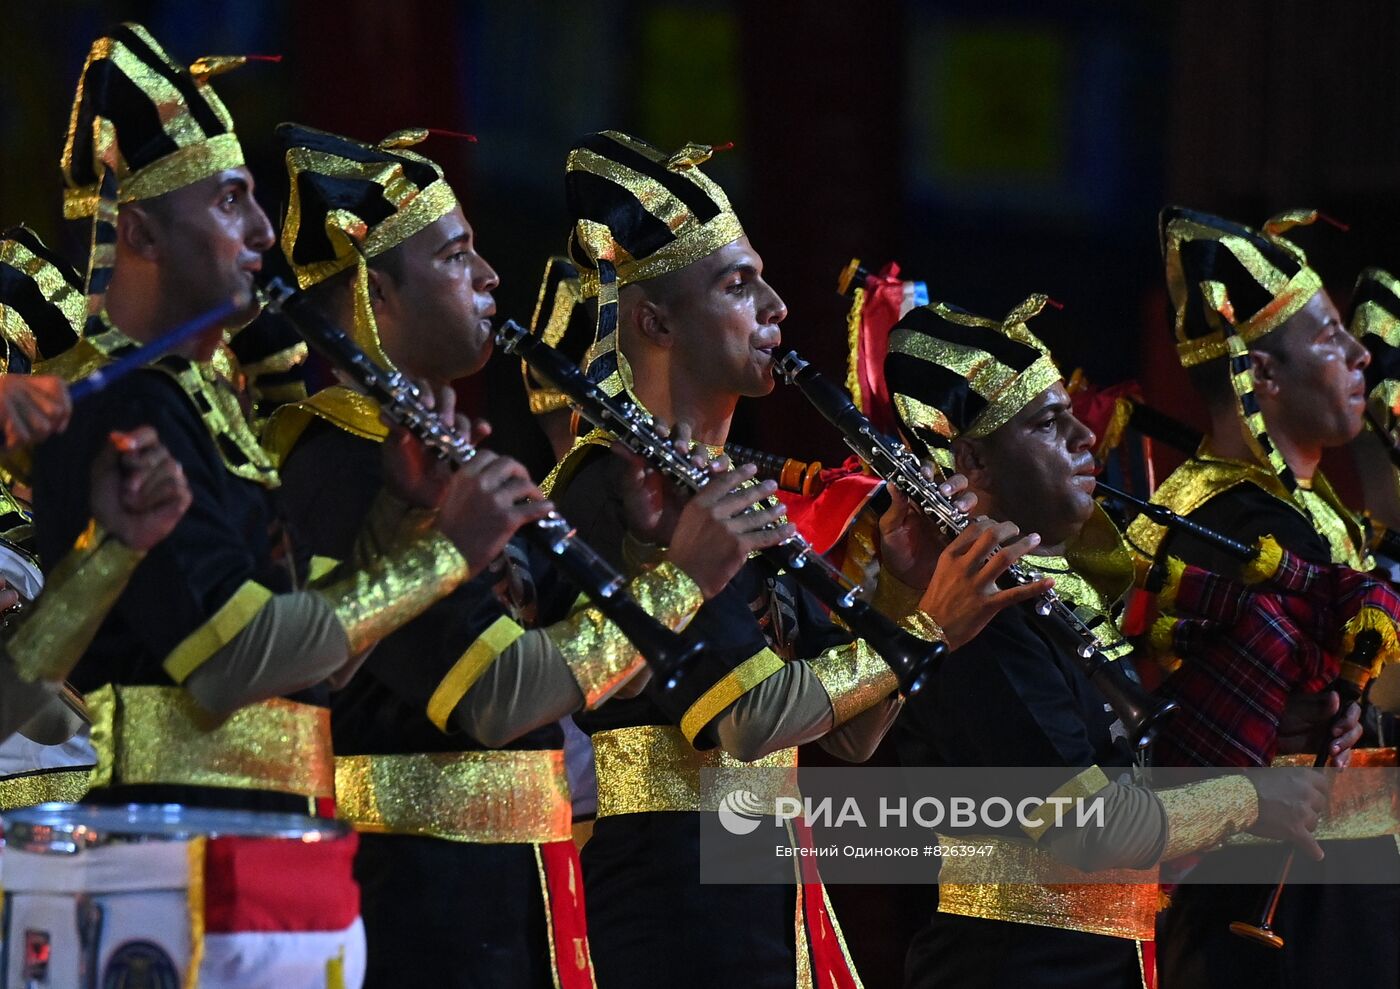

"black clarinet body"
[774,349,1178,748]
[265,281,703,690]
[496,320,946,697]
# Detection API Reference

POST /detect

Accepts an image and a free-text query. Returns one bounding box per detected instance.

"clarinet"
[773,349,1178,748]
[496,320,946,697]
[263,281,704,690]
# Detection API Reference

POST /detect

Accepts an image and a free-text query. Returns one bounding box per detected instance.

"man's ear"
[116,206,160,262]
[1249,347,1281,399]
[634,296,673,349]
[365,266,391,314]
[952,437,988,486]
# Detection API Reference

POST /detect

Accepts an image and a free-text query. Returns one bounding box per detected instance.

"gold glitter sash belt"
[0,767,92,810]
[592,724,798,818]
[334,749,572,844]
[936,834,1159,941]
[86,685,334,798]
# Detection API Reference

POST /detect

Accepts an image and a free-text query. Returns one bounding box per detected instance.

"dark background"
[7,1,1400,482]
[6,1,1400,980]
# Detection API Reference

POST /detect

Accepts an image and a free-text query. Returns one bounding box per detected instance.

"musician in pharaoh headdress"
[23,24,516,985]
[1345,269,1400,551]
[1129,208,1400,989]
[0,225,191,784]
[876,295,1328,989]
[541,130,1050,989]
[262,123,791,988]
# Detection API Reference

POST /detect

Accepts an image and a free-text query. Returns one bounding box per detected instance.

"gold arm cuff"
[8,519,144,682]
[1157,775,1260,859]
[335,749,572,844]
[1020,765,1113,843]
[1228,748,1400,845]
[807,642,900,727]
[321,529,469,655]
[426,615,526,732]
[86,685,333,798]
[871,566,924,621]
[679,647,786,745]
[936,834,1158,941]
[626,561,703,627]
[0,767,92,810]
[552,561,702,709]
[163,580,274,684]
[344,490,439,572]
[592,724,798,817]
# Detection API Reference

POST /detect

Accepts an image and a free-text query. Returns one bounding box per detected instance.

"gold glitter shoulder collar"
[261,385,388,468]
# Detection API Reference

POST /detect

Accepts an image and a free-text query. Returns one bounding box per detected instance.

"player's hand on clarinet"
[917,517,1052,650]
[877,471,978,590]
[610,419,713,546]
[381,381,488,511]
[665,461,794,599]
[434,450,555,575]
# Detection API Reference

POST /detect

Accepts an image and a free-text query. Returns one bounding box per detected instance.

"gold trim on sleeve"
[1020,765,1113,843]
[871,566,923,621]
[0,767,92,810]
[162,580,274,684]
[679,648,787,745]
[426,615,526,732]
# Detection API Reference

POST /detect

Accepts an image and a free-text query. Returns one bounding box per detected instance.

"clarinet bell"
[889,628,948,697]
[1228,920,1286,950]
[1088,661,1178,749]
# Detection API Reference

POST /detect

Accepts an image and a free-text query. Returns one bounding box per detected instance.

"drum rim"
[0,801,348,852]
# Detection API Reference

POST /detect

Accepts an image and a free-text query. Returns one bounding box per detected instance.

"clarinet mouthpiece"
[773,349,809,384]
[495,319,528,351]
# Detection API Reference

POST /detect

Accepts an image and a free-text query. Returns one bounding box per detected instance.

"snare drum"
[1,803,349,989]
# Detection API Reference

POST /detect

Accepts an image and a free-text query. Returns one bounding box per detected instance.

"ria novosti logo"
[717,789,769,835]
[716,789,1108,834]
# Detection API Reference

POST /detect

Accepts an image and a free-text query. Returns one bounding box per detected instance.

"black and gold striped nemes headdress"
[278,123,460,370]
[565,130,744,398]
[523,256,591,415]
[1163,206,1335,496]
[0,227,85,374]
[1351,267,1400,422]
[62,23,252,318]
[885,296,1060,471]
[1161,206,1324,369]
